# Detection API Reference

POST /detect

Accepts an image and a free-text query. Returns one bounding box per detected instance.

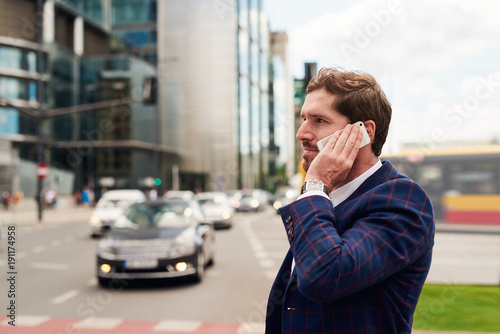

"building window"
[112,0,157,25]
[0,46,43,73]
[111,29,157,49]
[0,77,38,102]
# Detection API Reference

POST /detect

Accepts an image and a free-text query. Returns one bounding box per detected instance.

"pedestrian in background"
[266,67,435,334]
[2,189,11,210]
[12,189,24,211]
[81,185,91,208]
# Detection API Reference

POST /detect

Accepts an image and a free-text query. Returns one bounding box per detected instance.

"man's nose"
[296,121,314,142]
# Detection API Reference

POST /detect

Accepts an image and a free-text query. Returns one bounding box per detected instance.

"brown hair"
[306,67,392,156]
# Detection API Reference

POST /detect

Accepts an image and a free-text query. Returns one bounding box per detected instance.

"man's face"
[297,89,350,171]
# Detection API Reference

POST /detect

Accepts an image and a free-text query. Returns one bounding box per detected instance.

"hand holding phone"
[317,121,370,151]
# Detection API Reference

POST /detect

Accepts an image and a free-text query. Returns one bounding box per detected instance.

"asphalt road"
[0,206,289,333]
[1,205,500,333]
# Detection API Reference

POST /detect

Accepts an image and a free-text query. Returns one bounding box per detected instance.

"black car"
[96,199,216,287]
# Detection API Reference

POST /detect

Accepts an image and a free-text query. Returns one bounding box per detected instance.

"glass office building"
[0,0,294,196]
[157,0,281,191]
[0,0,177,197]
[111,0,157,65]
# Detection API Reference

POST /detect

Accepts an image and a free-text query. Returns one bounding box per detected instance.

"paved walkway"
[0,197,92,226]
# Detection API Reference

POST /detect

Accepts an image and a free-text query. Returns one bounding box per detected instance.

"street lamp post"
[36,0,45,222]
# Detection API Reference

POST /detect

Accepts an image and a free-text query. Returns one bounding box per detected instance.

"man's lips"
[302,145,318,153]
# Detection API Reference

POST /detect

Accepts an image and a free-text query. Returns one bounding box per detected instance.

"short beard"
[302,156,311,172]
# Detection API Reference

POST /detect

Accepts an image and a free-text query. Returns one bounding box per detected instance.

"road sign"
[37,162,48,180]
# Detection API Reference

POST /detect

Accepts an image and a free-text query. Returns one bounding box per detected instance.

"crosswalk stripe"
[153,319,202,332]
[74,317,124,329]
[0,315,50,327]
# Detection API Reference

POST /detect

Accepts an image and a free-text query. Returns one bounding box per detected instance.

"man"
[266,67,435,333]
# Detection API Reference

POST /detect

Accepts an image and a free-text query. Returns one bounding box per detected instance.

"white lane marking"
[0,315,50,327]
[31,262,70,270]
[74,317,123,329]
[254,251,268,258]
[33,245,48,253]
[51,289,80,305]
[153,319,202,332]
[259,259,275,268]
[50,239,62,247]
[17,251,28,259]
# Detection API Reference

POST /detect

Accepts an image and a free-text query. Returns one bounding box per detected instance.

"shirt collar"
[330,160,382,207]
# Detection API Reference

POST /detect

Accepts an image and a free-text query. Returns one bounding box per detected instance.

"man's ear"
[364,120,376,141]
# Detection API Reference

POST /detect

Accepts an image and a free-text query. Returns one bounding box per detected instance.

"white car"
[89,189,146,237]
[195,192,234,229]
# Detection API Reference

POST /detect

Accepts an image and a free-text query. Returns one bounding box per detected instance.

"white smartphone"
[317,121,371,151]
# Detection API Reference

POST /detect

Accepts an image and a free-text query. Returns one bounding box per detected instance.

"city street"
[1,206,500,333]
[0,206,289,333]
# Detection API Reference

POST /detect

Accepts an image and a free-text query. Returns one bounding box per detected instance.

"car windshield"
[96,198,135,208]
[113,202,193,229]
[197,194,228,206]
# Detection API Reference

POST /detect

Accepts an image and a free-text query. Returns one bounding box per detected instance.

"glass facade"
[111,0,157,25]
[59,0,105,26]
[0,108,19,135]
[0,46,38,73]
[1,0,291,196]
[111,0,157,66]
[0,0,177,196]
[237,0,272,188]
[111,29,157,49]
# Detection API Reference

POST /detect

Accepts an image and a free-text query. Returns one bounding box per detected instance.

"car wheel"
[207,243,216,267]
[191,252,205,283]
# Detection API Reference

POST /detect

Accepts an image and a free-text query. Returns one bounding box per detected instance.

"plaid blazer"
[266,161,435,334]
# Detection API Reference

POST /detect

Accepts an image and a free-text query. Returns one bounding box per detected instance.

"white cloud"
[287,0,500,145]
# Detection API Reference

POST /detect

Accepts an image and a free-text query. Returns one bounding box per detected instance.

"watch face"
[306,180,324,192]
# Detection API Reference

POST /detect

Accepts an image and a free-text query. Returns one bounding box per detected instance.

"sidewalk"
[0,196,92,226]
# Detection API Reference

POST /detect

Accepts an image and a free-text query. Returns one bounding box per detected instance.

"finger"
[322,128,344,151]
[329,124,353,155]
[343,125,363,160]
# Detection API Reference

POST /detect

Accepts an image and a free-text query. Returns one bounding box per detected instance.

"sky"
[263,0,500,153]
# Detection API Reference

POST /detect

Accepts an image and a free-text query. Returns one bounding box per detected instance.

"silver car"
[195,192,234,229]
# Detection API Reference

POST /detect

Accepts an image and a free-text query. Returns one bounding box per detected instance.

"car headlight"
[90,216,101,225]
[250,199,259,208]
[273,201,282,210]
[222,211,231,220]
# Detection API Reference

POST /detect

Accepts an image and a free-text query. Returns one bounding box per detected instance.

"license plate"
[125,258,158,269]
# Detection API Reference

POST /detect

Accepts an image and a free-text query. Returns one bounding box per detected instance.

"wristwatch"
[301,180,329,196]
